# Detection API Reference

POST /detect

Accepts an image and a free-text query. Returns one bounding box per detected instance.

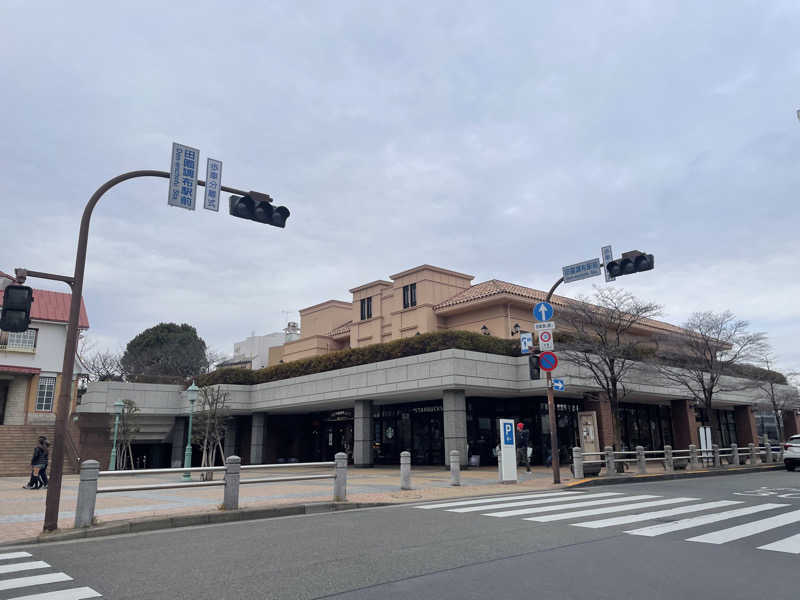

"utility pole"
[544,277,564,484]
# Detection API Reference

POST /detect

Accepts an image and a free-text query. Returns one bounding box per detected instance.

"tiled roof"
[0,288,89,329]
[329,320,352,337]
[434,279,685,335]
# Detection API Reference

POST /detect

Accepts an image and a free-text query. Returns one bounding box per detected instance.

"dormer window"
[402,283,417,309]
[360,297,372,320]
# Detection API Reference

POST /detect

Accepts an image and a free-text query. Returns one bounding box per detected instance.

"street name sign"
[601,245,615,282]
[534,301,554,322]
[520,332,533,355]
[168,142,200,211]
[562,258,602,283]
[538,330,554,351]
[203,158,223,211]
[552,379,565,391]
[538,351,558,372]
[534,321,555,332]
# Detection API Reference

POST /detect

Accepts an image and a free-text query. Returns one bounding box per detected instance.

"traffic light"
[229,192,290,228]
[0,285,34,333]
[605,250,654,278]
[529,354,541,380]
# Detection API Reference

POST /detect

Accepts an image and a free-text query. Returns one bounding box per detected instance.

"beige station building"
[75,264,799,472]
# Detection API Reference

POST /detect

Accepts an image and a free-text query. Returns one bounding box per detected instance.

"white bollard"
[572,447,584,479]
[74,460,99,528]
[450,450,461,486]
[688,444,698,470]
[712,444,720,469]
[636,446,646,474]
[664,445,673,473]
[223,455,241,510]
[334,452,348,501]
[400,451,412,490]
[731,443,739,466]
[603,446,616,477]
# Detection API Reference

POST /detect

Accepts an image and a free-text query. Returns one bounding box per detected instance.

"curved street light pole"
[43,170,248,532]
[544,276,564,484]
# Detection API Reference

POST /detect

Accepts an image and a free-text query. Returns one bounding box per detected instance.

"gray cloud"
[2,1,799,371]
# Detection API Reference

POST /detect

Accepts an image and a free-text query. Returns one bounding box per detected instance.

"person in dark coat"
[23,436,49,489]
[516,422,531,472]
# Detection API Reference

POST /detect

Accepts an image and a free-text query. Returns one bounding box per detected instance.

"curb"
[3,501,389,547]
[565,464,784,487]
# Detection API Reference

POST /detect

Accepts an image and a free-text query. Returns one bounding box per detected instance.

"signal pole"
[544,277,563,484]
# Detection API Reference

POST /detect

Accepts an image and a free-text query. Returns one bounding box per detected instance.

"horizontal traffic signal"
[0,285,34,333]
[605,250,654,278]
[229,191,290,228]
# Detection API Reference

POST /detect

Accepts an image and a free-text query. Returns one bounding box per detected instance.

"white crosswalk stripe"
[0,561,50,575]
[0,553,102,598]
[758,532,800,555]
[573,500,742,529]
[417,491,585,510]
[483,494,660,518]
[418,491,800,555]
[625,503,789,537]
[6,588,102,600]
[526,497,698,522]
[686,509,800,545]
[448,492,621,513]
[0,553,32,561]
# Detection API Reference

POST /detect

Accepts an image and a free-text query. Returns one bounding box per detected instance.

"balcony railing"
[0,343,36,353]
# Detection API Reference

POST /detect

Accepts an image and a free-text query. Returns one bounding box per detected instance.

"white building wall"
[0,321,79,373]
[232,332,285,370]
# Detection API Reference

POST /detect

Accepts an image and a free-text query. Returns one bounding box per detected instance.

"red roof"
[0,288,89,329]
[0,365,41,374]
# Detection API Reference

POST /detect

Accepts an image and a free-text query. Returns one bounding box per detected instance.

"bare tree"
[111,399,140,470]
[755,351,799,442]
[561,287,663,450]
[204,348,229,374]
[78,336,126,382]
[655,311,768,425]
[192,386,230,480]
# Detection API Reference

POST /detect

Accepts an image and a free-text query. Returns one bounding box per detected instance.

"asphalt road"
[3,470,800,600]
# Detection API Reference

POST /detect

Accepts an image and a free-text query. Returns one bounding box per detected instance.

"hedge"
[198,330,528,387]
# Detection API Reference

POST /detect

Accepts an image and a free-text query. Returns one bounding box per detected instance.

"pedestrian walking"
[23,436,49,489]
[516,422,531,472]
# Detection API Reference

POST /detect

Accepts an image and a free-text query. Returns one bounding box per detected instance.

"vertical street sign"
[520,332,533,355]
[601,245,616,282]
[498,418,518,483]
[204,158,223,211]
[168,142,200,210]
[538,330,554,351]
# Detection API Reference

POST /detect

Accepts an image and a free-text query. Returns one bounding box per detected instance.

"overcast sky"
[2,2,799,372]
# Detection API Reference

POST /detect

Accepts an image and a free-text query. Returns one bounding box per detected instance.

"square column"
[783,411,800,439]
[250,413,265,465]
[735,405,758,445]
[171,417,186,468]
[671,398,699,449]
[224,417,238,458]
[443,389,467,466]
[582,393,616,449]
[353,400,373,466]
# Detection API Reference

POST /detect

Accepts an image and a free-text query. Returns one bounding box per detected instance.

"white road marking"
[0,552,32,561]
[417,491,584,509]
[758,532,800,554]
[626,503,790,537]
[687,509,800,545]
[483,494,660,518]
[0,573,73,592]
[0,561,50,575]
[528,497,698,522]
[573,500,742,528]
[448,493,619,513]
[6,587,102,600]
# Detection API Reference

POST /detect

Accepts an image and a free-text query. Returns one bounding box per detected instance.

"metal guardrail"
[571,435,785,480]
[75,455,347,528]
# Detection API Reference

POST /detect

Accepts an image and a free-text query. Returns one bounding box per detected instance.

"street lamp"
[108,400,124,471]
[480,325,490,336]
[182,381,199,481]
[511,323,521,336]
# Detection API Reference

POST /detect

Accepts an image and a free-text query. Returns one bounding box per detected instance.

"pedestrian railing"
[572,435,785,480]
[74,453,348,528]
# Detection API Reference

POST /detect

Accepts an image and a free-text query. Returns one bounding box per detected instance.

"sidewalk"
[0,465,576,545]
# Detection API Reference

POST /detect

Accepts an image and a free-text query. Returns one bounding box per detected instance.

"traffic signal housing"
[605,250,654,278]
[0,285,34,333]
[229,191,290,228]
[529,354,541,380]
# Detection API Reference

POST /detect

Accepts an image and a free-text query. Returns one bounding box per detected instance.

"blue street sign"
[520,332,533,355]
[552,379,565,391]
[503,421,515,445]
[533,301,554,322]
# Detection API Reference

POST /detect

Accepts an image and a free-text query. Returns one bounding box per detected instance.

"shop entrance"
[311,410,353,463]
[373,402,444,465]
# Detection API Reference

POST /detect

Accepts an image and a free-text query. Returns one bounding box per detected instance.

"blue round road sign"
[534,302,554,322]
[538,351,558,371]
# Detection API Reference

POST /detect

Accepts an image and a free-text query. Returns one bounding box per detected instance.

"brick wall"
[0,425,78,476]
